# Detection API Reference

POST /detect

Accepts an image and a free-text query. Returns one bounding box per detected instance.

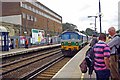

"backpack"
[114,35,120,55]
[113,35,120,73]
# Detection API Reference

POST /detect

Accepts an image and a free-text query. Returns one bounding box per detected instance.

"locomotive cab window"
[70,33,79,39]
[61,34,70,40]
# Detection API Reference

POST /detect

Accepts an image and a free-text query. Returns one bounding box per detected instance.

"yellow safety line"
[80,73,84,80]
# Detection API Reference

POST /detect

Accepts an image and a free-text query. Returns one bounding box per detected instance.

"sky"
[39,0,120,33]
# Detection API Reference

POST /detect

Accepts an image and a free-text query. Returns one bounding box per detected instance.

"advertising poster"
[32,29,45,44]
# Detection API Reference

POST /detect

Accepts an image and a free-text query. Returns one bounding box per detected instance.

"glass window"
[38,11,41,15]
[35,3,38,7]
[39,5,42,9]
[20,2,23,7]
[31,7,33,11]
[29,6,31,11]
[27,14,30,20]
[22,13,26,18]
[25,4,27,9]
[33,8,35,12]
[36,9,39,14]
[70,33,79,39]
[35,9,37,13]
[31,16,33,21]
[34,17,37,22]
[61,34,70,40]
[27,5,29,10]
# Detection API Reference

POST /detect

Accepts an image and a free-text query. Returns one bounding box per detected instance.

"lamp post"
[54,22,55,36]
[46,19,48,37]
[99,0,102,33]
[19,25,22,36]
[88,16,97,31]
[47,34,49,45]
[46,18,49,44]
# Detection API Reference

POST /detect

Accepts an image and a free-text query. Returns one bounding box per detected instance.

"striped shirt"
[94,40,110,71]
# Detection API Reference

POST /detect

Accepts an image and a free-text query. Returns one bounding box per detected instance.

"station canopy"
[0,26,7,32]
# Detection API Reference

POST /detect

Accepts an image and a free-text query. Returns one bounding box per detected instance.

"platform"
[52,44,96,79]
[0,44,60,58]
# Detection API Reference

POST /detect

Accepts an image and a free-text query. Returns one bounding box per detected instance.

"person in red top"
[25,39,28,48]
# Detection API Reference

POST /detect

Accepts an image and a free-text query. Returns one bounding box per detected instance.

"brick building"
[0,0,62,37]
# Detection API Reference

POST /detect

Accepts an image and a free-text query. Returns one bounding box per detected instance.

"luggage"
[79,59,87,73]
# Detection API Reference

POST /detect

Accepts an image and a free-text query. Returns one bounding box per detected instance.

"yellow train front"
[60,31,88,57]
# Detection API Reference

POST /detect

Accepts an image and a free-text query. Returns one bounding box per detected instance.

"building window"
[34,17,37,22]
[38,11,41,15]
[22,13,26,19]
[27,5,29,10]
[20,2,22,7]
[31,7,33,11]
[24,4,27,9]
[28,6,31,11]
[21,3,25,8]
[33,8,35,13]
[31,16,33,21]
[27,14,31,20]
[36,10,39,14]
[21,2,62,24]
[35,9,37,14]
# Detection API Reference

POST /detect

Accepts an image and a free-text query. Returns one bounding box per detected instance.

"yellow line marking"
[80,73,84,80]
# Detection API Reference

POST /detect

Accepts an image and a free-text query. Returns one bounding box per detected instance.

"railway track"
[2,46,60,64]
[30,58,70,80]
[1,47,63,79]
[1,48,61,67]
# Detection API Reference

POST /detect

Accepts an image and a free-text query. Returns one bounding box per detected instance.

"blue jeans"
[95,69,110,80]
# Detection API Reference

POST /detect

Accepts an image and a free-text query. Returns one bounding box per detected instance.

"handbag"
[79,59,87,73]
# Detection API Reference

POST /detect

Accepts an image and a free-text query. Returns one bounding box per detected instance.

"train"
[59,30,89,57]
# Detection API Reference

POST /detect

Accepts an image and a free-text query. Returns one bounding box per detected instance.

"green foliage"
[62,23,77,31]
[80,30,88,35]
[116,29,120,34]
[80,28,99,36]
[85,28,94,36]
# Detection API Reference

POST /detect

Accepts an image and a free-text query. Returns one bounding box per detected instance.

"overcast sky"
[39,0,120,33]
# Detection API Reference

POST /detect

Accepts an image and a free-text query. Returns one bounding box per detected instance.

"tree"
[85,28,94,36]
[62,23,77,31]
[75,29,79,32]
[85,28,98,36]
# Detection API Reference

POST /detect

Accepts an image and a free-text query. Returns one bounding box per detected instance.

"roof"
[0,26,7,32]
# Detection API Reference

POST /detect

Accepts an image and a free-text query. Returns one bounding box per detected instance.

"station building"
[0,0,62,37]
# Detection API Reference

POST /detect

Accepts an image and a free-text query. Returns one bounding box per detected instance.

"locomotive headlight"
[76,42,79,46]
[68,42,71,46]
[61,42,64,45]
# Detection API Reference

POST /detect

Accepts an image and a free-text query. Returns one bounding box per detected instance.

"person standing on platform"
[93,33,111,80]
[25,39,28,49]
[11,39,14,49]
[107,27,120,79]
[50,38,53,45]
